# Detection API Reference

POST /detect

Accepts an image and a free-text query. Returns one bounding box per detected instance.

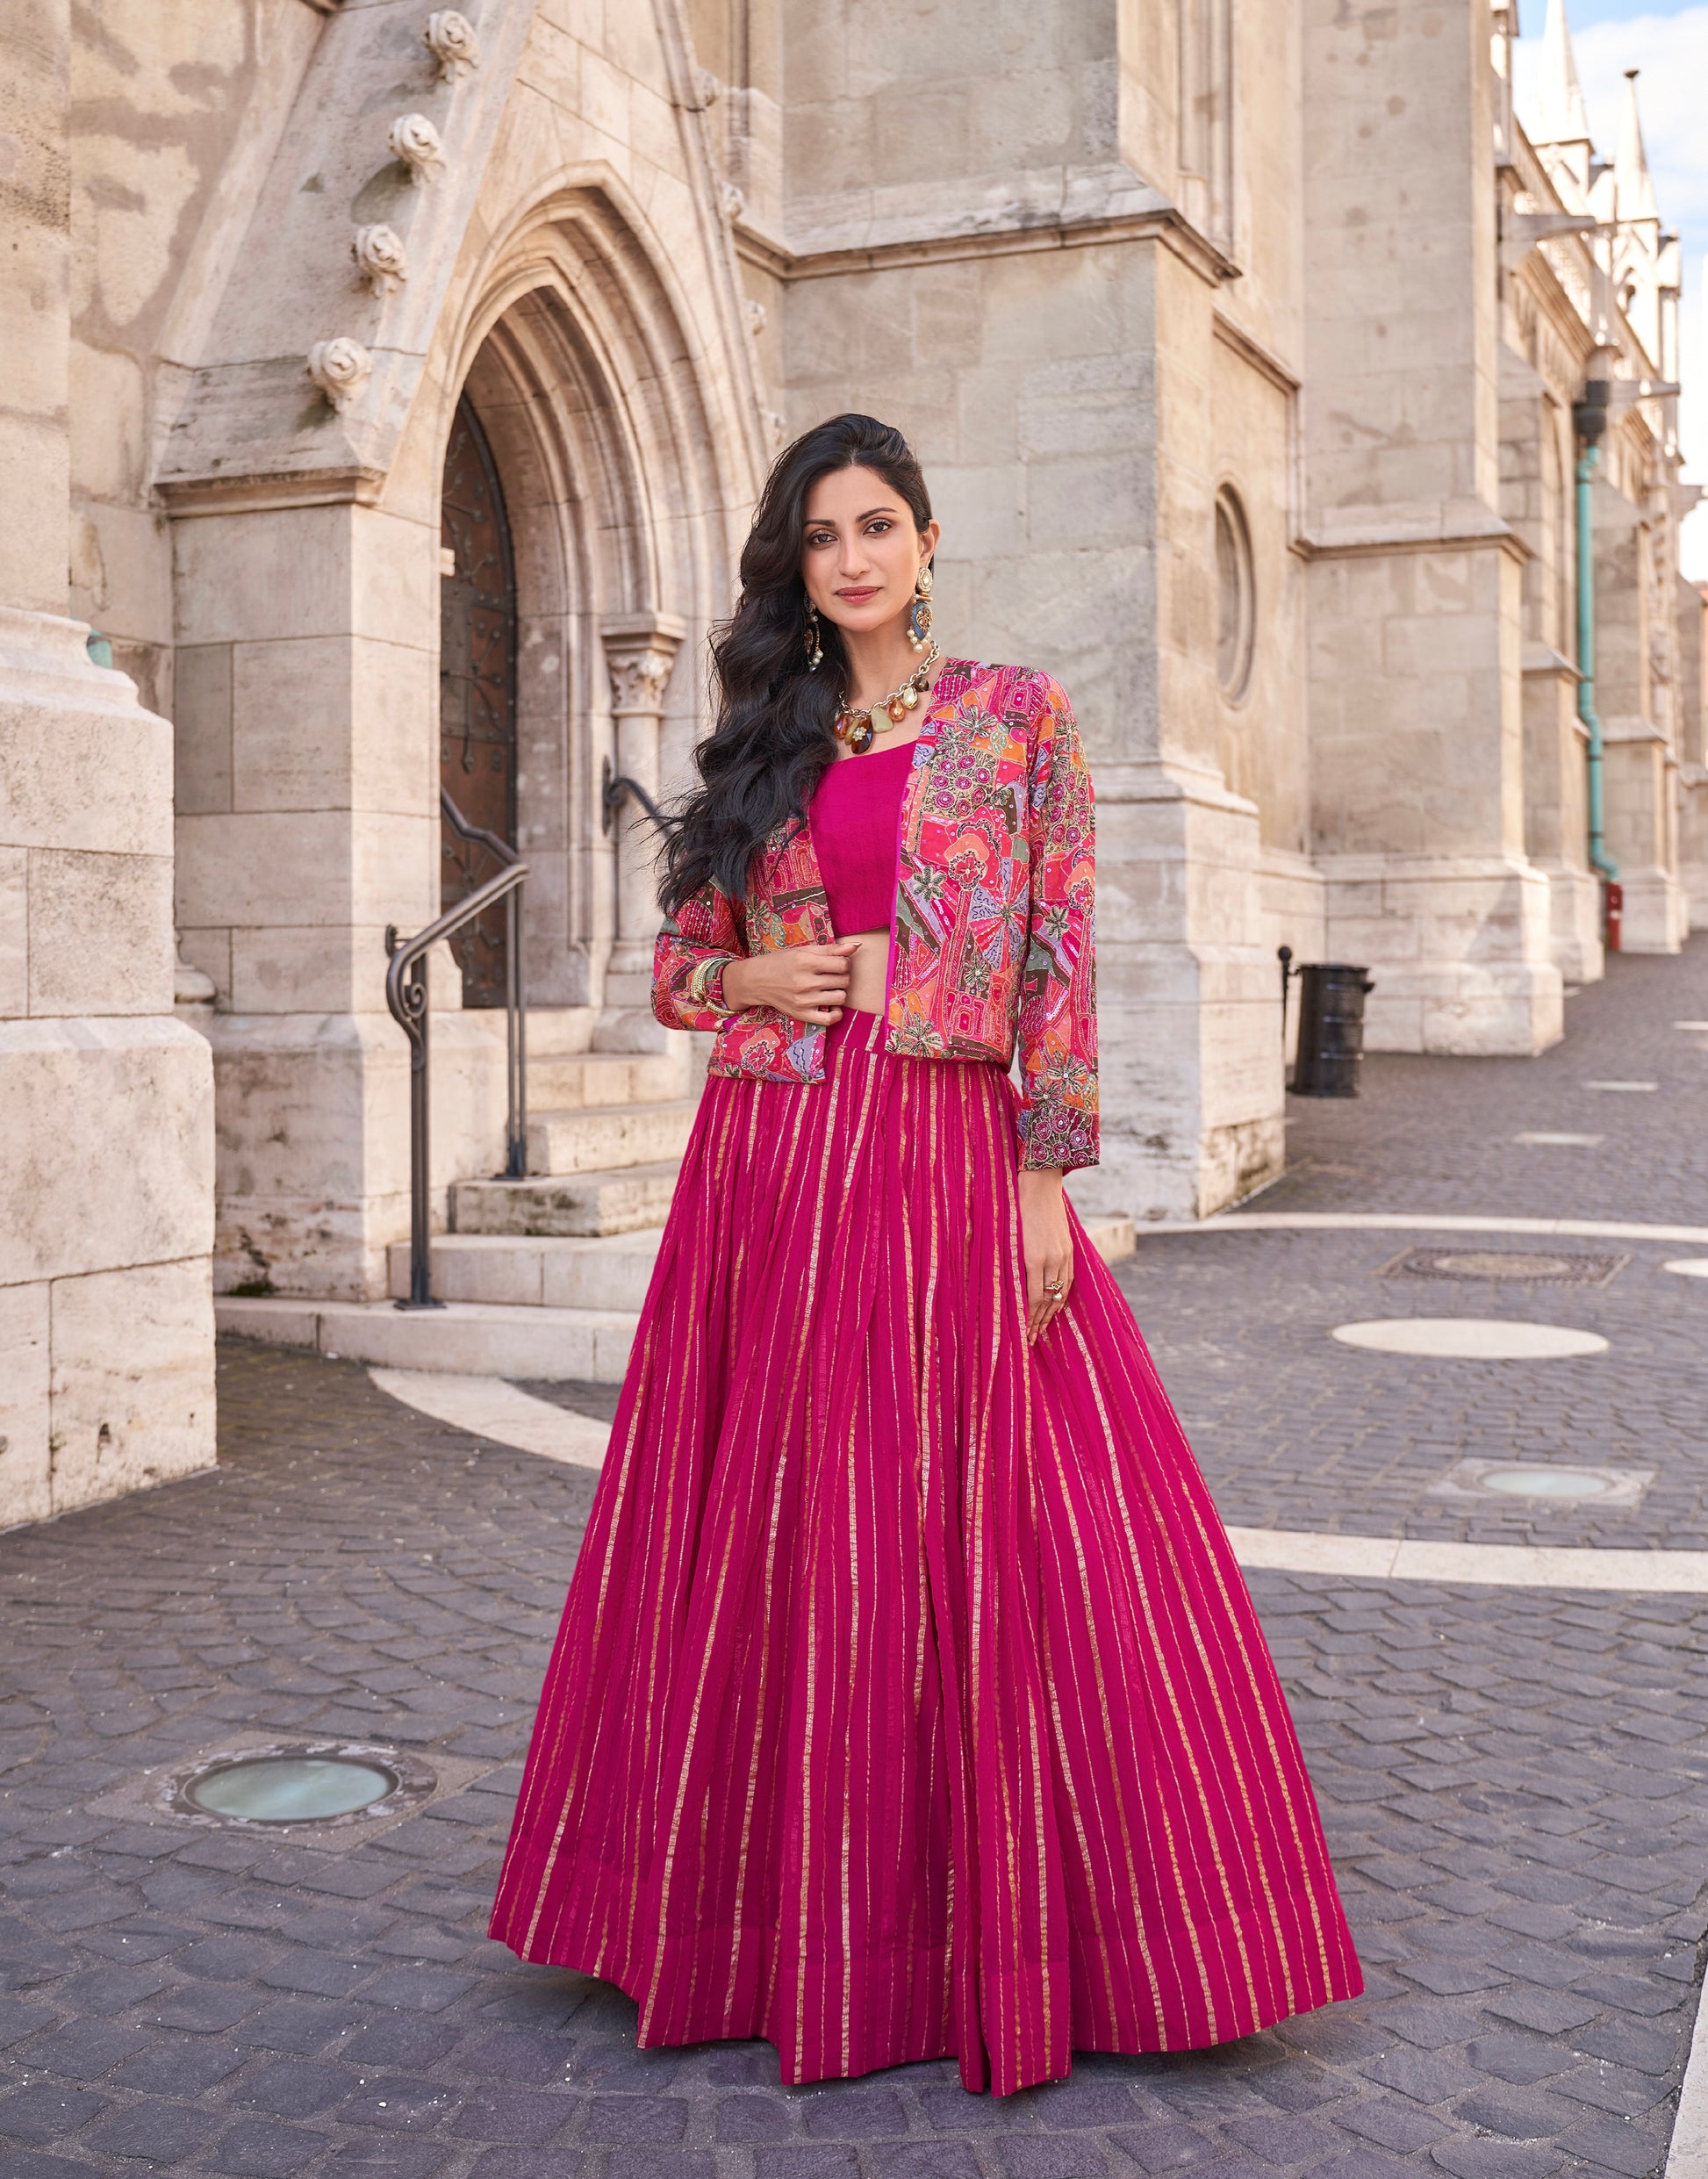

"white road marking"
[1512,1133,1604,1147]
[369,1368,608,1468]
[1330,1319,1608,1361]
[1664,1260,1708,1280]
[373,1373,1708,1597]
[1137,1212,1708,1243]
[1227,1528,1708,1594]
[1583,1079,1658,1091]
[1670,1996,1708,2177]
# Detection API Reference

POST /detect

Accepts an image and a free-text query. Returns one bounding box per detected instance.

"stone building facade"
[2,0,1702,1522]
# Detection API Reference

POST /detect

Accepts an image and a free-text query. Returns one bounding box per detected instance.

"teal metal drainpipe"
[1571,380,1618,887]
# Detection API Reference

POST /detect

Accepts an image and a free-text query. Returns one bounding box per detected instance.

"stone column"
[1301,0,1562,1054]
[171,493,444,1302]
[596,612,685,1051]
[0,0,215,1526]
[1594,482,1689,951]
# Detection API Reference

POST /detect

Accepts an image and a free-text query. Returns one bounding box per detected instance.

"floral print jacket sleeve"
[651,874,746,1034]
[1013,675,1097,1172]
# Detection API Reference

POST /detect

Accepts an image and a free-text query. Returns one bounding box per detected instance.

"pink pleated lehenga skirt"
[489,1006,1363,2096]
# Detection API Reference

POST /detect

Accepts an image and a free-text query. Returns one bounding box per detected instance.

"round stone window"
[1214,485,1255,700]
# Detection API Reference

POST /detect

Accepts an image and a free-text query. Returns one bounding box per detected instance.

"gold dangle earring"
[908,561,934,653]
[804,602,823,672]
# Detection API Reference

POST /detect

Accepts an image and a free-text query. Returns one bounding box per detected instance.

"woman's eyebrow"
[802,504,901,528]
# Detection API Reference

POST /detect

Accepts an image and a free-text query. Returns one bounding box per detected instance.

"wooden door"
[439,394,518,1008]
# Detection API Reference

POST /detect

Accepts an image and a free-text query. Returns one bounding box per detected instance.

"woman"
[490,414,1362,2097]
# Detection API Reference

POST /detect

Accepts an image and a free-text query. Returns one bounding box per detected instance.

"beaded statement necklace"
[832,640,943,756]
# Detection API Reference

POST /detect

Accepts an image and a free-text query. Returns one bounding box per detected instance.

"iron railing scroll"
[384,788,529,1311]
[600,754,673,837]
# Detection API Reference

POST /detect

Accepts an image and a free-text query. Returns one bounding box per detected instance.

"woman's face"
[800,464,939,641]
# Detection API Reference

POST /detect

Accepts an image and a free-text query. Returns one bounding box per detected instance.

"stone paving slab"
[2,1343,1704,2177]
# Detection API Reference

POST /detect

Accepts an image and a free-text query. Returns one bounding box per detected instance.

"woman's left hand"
[1017,1167,1074,1345]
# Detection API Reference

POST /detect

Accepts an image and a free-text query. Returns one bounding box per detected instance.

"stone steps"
[525,1049,686,1111]
[386,1214,1138,1316]
[222,1214,1137,1381]
[523,1097,697,1176]
[215,1296,641,1381]
[452,1158,684,1238]
[387,1228,664,1313]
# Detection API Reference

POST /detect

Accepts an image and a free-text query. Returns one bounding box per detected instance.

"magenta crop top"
[807,741,915,935]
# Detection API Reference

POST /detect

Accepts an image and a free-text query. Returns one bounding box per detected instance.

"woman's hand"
[1017,1167,1073,1344]
[722,938,862,1025]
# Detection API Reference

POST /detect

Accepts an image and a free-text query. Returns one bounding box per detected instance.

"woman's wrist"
[715,955,750,1011]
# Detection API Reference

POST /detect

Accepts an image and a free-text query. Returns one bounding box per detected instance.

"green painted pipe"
[1575,444,1618,881]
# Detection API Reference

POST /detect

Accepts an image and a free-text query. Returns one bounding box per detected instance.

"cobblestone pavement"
[4,943,1708,2177]
[1112,1227,1708,1549]
[1109,941,1708,1551]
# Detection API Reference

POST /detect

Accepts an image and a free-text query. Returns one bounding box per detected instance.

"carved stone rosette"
[424,10,481,78]
[388,112,446,183]
[352,223,407,295]
[306,336,373,412]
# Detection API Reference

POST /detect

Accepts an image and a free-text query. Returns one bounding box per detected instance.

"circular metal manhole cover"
[183,1754,400,1823]
[1429,1250,1579,1280]
[1477,1466,1620,1501]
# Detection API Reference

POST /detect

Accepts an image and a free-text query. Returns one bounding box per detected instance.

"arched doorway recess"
[439,393,520,1009]
[432,181,754,1031]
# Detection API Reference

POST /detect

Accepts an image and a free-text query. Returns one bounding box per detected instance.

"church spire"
[1612,68,1659,224]
[1533,0,1590,145]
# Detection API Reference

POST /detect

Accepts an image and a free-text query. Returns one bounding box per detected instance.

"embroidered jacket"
[652,658,1097,1171]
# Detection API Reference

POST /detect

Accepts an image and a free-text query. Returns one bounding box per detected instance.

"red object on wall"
[1604,880,1623,953]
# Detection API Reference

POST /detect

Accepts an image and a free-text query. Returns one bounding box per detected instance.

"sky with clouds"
[1511,0,1708,575]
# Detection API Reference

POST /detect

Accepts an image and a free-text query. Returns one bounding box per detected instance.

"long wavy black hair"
[656,413,933,917]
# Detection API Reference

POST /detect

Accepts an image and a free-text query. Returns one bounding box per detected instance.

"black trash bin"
[1290,961,1375,1097]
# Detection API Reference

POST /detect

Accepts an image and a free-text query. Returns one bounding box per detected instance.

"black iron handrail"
[439,787,529,1191]
[384,791,529,1311]
[601,755,673,835]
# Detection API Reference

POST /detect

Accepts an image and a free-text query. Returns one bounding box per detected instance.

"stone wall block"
[0,1281,52,1530]
[174,507,355,645]
[352,638,438,816]
[0,848,25,1017]
[74,500,173,645]
[48,1257,216,1515]
[0,1020,214,1287]
[177,811,356,928]
[27,848,175,1016]
[225,927,367,1016]
[352,509,438,660]
[230,637,355,812]
[0,416,72,628]
[0,675,174,858]
[174,644,233,815]
[205,1012,423,1300]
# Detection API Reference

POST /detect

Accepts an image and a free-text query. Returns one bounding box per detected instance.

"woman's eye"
[866,521,893,536]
